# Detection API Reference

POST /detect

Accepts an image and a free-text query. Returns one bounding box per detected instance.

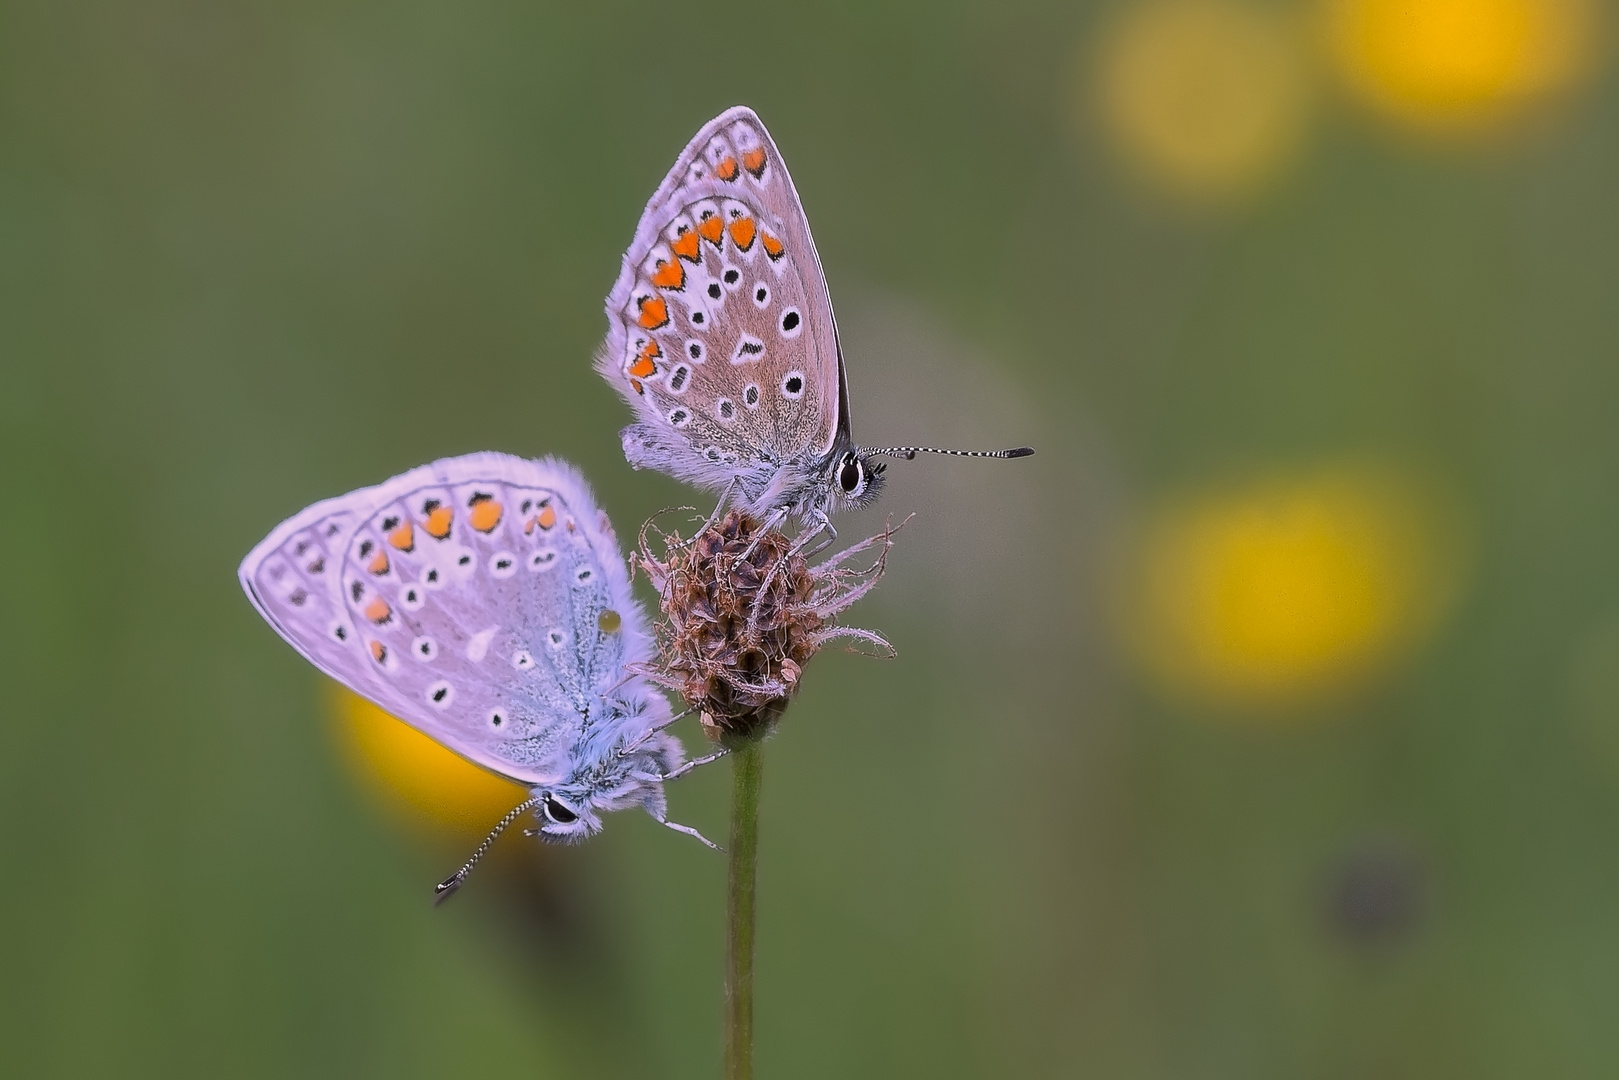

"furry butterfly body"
[238,453,692,847]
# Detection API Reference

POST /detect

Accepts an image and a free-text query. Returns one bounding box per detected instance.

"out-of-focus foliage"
[4,0,1618,1077]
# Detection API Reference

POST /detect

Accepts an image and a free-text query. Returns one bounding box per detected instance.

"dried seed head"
[636,510,899,741]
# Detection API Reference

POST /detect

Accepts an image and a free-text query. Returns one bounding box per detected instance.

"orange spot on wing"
[715,156,740,181]
[650,258,685,290]
[387,522,415,551]
[369,640,387,662]
[760,232,784,260]
[531,505,563,534]
[637,295,669,329]
[469,498,503,533]
[742,147,767,177]
[424,506,453,539]
[697,214,725,245]
[367,551,389,575]
[628,339,660,379]
[728,216,756,251]
[364,597,392,624]
[630,378,644,395]
[671,228,701,262]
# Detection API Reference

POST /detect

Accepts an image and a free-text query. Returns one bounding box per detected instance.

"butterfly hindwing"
[599,107,845,494]
[240,453,651,785]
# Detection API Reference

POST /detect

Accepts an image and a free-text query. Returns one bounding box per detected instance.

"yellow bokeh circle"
[1095,0,1311,204]
[1326,0,1600,135]
[1123,466,1459,710]
[331,685,526,836]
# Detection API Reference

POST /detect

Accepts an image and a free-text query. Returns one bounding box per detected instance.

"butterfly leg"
[666,476,743,554]
[618,706,696,757]
[654,815,723,851]
[747,512,836,633]
[699,476,743,535]
[736,506,790,562]
[795,510,838,559]
[659,747,730,781]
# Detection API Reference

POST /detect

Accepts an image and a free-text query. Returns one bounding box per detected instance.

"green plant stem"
[724,738,764,1080]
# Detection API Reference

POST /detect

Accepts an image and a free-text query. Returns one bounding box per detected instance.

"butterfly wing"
[239,453,657,785]
[597,106,848,496]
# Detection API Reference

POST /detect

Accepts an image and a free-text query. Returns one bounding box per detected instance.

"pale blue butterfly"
[597,106,1033,548]
[238,453,719,902]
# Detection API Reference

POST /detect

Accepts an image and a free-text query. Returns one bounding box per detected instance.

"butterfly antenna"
[432,795,542,906]
[865,444,1035,461]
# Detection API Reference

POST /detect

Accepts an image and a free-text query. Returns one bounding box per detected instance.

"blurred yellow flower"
[332,685,525,836]
[1124,466,1459,710]
[1326,0,1601,135]
[1095,0,1311,205]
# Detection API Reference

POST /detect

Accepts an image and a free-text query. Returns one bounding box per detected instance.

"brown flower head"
[635,510,899,742]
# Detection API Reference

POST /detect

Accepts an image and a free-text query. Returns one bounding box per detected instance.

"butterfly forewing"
[600,107,844,488]
[240,454,648,785]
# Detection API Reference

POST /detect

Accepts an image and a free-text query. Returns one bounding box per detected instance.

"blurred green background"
[5,0,1619,1075]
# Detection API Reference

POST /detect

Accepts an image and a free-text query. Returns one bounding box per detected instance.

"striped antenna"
[865,445,1035,462]
[433,795,542,906]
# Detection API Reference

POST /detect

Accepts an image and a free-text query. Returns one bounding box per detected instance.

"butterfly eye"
[543,797,578,824]
[839,457,863,494]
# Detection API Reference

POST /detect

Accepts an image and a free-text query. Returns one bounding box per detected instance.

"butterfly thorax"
[738,450,835,522]
[537,732,677,841]
[747,440,886,524]
[622,422,884,526]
